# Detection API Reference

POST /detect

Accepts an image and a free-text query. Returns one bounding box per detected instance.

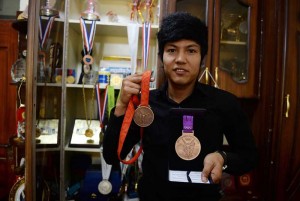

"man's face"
[163,39,202,87]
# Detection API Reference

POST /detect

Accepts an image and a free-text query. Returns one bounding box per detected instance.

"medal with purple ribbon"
[175,115,201,160]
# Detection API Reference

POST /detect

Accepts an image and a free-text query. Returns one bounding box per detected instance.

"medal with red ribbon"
[39,15,57,50]
[117,70,153,164]
[80,17,97,68]
[96,83,108,130]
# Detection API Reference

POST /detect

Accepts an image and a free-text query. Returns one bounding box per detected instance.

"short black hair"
[157,12,208,61]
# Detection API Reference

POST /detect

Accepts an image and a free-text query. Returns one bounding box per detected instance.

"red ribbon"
[117,70,151,164]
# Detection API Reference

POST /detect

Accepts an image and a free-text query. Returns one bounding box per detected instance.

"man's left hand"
[201,152,224,184]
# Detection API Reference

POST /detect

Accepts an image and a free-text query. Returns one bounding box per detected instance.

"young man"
[103,12,258,201]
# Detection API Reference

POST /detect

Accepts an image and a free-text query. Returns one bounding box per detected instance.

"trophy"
[11,56,26,83]
[40,0,59,17]
[81,0,100,21]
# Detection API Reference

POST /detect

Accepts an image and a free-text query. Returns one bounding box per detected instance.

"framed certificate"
[69,119,101,148]
[36,119,59,147]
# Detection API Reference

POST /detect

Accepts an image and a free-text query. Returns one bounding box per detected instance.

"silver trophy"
[40,0,59,16]
[81,0,100,21]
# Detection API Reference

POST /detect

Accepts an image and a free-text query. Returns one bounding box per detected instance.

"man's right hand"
[114,73,143,116]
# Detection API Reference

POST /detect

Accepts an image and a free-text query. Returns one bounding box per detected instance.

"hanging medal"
[132,3,153,127]
[96,83,108,142]
[39,15,57,50]
[82,80,96,140]
[80,17,97,70]
[117,71,152,164]
[175,115,201,160]
[98,147,113,195]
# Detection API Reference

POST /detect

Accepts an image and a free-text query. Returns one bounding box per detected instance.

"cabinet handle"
[285,94,290,118]
[205,67,209,84]
[214,67,219,87]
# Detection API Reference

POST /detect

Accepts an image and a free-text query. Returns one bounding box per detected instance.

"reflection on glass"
[219,0,248,83]
[176,0,207,22]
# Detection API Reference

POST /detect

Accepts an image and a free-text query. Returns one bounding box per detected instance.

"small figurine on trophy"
[40,0,59,17]
[81,0,100,21]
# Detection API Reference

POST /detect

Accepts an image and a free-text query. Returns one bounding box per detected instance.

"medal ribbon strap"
[127,23,139,74]
[80,17,97,54]
[39,16,56,49]
[107,85,115,118]
[140,70,151,106]
[142,22,151,71]
[117,70,151,164]
[100,147,112,181]
[183,115,193,133]
[96,83,108,128]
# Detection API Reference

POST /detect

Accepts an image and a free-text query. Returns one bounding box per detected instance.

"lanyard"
[117,70,152,164]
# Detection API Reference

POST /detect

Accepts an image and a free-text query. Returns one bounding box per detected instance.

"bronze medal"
[175,132,201,160]
[133,105,154,127]
[85,128,94,137]
[83,54,94,65]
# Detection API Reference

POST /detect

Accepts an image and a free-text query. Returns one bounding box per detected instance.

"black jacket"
[103,82,258,201]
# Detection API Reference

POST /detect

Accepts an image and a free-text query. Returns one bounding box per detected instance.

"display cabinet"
[167,0,259,98]
[25,0,163,200]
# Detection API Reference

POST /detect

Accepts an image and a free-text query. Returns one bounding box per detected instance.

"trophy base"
[40,8,59,17]
[81,12,100,21]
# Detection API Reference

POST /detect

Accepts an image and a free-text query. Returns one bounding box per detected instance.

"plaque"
[36,119,59,147]
[70,119,101,148]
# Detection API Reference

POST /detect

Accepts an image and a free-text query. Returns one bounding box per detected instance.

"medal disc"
[98,180,112,195]
[133,106,154,127]
[175,133,201,160]
[55,75,62,83]
[66,75,75,84]
[83,54,94,65]
[85,128,94,137]
[110,74,122,87]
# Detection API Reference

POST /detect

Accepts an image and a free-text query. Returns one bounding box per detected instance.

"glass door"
[25,0,65,200]
[213,0,258,97]
[171,0,259,97]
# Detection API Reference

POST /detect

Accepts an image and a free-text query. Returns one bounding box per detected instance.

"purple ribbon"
[183,115,193,133]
